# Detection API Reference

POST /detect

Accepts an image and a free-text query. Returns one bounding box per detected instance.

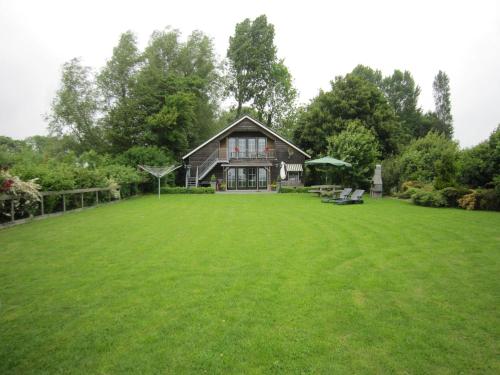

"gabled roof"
[182,115,311,159]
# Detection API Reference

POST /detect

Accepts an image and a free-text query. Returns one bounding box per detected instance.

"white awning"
[286,164,303,172]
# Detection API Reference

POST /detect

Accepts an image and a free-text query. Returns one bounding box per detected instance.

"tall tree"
[351,64,383,87]
[98,31,141,152]
[327,120,381,188]
[432,70,453,138]
[176,30,222,142]
[130,28,221,157]
[227,15,276,117]
[254,60,297,131]
[98,31,140,104]
[294,73,401,157]
[47,58,103,152]
[382,70,422,140]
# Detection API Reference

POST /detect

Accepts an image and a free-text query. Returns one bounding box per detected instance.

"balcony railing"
[227,150,276,159]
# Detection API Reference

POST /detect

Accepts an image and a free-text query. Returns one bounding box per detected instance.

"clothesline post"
[138,164,181,199]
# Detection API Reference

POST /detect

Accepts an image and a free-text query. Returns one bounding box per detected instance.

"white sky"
[0,0,499,148]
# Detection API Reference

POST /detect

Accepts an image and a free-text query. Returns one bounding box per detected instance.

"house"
[182,116,311,190]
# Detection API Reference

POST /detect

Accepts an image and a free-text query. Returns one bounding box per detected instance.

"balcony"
[225,150,276,160]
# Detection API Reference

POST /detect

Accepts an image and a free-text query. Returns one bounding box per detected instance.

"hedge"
[278,186,310,193]
[411,190,447,207]
[440,187,471,207]
[160,187,215,194]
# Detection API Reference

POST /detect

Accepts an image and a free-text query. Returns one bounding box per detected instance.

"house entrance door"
[226,167,266,190]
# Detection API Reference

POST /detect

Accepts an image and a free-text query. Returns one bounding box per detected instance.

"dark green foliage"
[401,180,428,190]
[440,187,471,207]
[160,187,214,194]
[294,73,401,157]
[350,65,383,87]
[278,186,310,193]
[327,121,381,188]
[381,69,422,142]
[351,66,444,142]
[46,58,104,153]
[116,146,172,168]
[476,189,500,211]
[7,139,143,194]
[396,187,421,200]
[411,190,446,207]
[227,16,296,129]
[494,176,500,196]
[48,28,221,157]
[459,125,500,188]
[399,132,459,189]
[128,29,221,158]
[381,157,401,194]
[227,15,276,116]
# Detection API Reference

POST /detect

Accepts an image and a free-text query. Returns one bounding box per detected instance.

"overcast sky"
[0,0,499,148]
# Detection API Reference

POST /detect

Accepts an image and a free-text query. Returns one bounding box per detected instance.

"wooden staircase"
[185,149,228,188]
[186,177,197,187]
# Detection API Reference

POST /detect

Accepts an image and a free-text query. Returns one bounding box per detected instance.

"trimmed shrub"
[396,187,421,199]
[160,187,215,194]
[440,187,471,208]
[399,132,459,188]
[477,189,500,211]
[411,190,446,207]
[402,180,426,191]
[279,186,310,193]
[190,187,215,194]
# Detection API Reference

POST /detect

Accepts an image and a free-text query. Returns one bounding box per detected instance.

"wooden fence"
[0,187,120,227]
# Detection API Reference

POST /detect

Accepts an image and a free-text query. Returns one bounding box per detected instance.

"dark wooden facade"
[182,116,310,190]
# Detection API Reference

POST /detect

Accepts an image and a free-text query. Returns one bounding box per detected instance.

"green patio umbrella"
[305,156,352,185]
[305,156,352,167]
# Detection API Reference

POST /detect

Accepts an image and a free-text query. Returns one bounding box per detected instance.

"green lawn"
[0,194,499,374]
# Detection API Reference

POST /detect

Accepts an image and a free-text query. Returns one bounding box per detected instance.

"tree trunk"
[266,112,272,128]
[236,101,242,117]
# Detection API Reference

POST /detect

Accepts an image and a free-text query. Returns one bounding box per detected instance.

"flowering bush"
[0,171,41,200]
[106,178,121,199]
[0,171,41,219]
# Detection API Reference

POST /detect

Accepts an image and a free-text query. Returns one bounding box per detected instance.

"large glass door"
[258,168,267,189]
[248,168,257,189]
[227,167,263,190]
[237,168,247,189]
[227,168,236,190]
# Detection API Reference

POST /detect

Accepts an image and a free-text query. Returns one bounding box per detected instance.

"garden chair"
[322,188,352,203]
[335,189,365,205]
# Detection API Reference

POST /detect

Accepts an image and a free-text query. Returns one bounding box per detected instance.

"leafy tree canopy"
[46,58,104,153]
[294,72,401,158]
[398,131,459,189]
[227,15,297,130]
[432,70,453,138]
[459,125,499,187]
[327,120,381,188]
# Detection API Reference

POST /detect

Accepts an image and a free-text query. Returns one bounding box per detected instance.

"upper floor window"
[228,136,267,159]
